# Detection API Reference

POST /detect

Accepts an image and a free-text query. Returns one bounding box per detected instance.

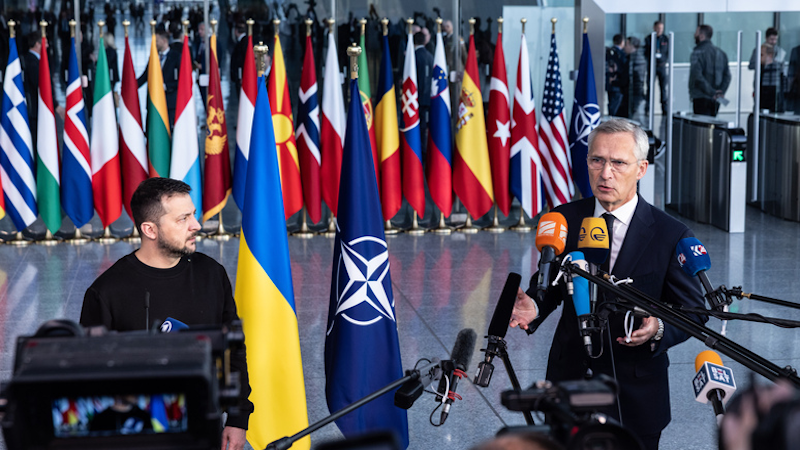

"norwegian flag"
[509,33,543,219]
[538,32,573,209]
[486,26,511,217]
[297,33,322,224]
[400,31,425,218]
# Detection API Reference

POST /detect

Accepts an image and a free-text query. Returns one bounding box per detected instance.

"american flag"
[538,32,574,209]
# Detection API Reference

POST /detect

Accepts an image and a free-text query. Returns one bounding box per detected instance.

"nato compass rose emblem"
[571,101,600,148]
[331,235,396,329]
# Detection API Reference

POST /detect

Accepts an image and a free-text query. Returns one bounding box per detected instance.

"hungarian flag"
[61,34,92,228]
[454,31,493,219]
[170,34,202,220]
[539,31,574,209]
[232,35,256,212]
[375,28,401,221]
[358,27,380,187]
[119,32,148,219]
[320,29,345,216]
[427,29,452,217]
[486,25,511,217]
[297,32,322,224]
[510,30,544,219]
[400,29,424,218]
[146,26,171,177]
[202,30,231,222]
[91,31,122,228]
[269,30,303,219]
[36,33,61,234]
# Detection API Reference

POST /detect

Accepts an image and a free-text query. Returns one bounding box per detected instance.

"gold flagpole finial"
[254,41,269,77]
[520,18,526,35]
[273,18,280,37]
[406,18,413,35]
[497,17,503,34]
[150,20,156,36]
[182,19,189,37]
[359,18,367,36]
[381,18,388,36]
[469,18,476,36]
[210,19,217,36]
[583,17,589,34]
[326,18,335,34]
[8,20,15,38]
[97,20,105,38]
[305,18,313,36]
[123,20,130,37]
[68,20,76,38]
[551,17,557,34]
[436,17,442,34]
[247,18,254,36]
[40,21,47,38]
[347,43,361,80]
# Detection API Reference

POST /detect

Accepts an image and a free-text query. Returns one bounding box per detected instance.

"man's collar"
[594,195,638,225]
[29,49,40,60]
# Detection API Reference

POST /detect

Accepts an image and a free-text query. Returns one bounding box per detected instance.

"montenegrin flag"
[236,74,309,450]
[119,31,148,219]
[202,30,231,222]
[36,33,61,234]
[146,27,170,178]
[232,35,256,212]
[454,31,493,219]
[269,30,303,219]
[376,27,401,221]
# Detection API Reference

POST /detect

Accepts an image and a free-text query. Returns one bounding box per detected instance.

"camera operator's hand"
[616,315,658,347]
[221,426,246,450]
[509,288,538,331]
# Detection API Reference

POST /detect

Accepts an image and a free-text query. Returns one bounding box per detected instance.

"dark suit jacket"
[415,46,433,108]
[137,42,182,127]
[230,35,248,85]
[21,51,40,122]
[525,196,706,437]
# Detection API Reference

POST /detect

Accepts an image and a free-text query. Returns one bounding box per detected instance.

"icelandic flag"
[427,29,452,217]
[400,29,425,218]
[0,33,37,231]
[62,35,93,228]
[325,77,409,448]
[568,32,600,198]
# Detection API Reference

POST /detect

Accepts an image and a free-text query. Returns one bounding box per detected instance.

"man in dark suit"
[606,34,628,117]
[229,22,248,97]
[414,31,433,155]
[510,119,707,450]
[21,31,64,149]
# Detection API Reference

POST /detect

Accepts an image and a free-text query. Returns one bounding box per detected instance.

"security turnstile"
[753,113,800,221]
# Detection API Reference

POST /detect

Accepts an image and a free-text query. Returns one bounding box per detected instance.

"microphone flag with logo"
[577,217,609,267]
[325,72,409,447]
[568,29,600,198]
[236,74,309,450]
[676,237,710,277]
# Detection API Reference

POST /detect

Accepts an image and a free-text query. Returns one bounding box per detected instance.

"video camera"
[501,377,644,450]
[0,320,245,450]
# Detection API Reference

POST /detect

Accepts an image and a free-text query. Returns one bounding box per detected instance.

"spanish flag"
[269,25,303,219]
[375,22,401,221]
[202,29,231,222]
[146,27,170,177]
[453,25,494,219]
[236,75,309,449]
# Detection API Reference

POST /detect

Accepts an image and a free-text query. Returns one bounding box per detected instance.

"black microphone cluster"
[475,273,521,388]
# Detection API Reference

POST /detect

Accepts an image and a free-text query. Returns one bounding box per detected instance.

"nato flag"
[568,32,601,198]
[325,78,409,448]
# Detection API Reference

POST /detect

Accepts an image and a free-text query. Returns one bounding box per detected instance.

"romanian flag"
[375,25,401,221]
[454,29,493,219]
[36,33,60,233]
[236,74,309,450]
[202,30,231,222]
[146,27,170,177]
[358,25,380,187]
[269,29,303,219]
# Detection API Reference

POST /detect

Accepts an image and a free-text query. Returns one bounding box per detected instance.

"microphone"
[438,328,477,424]
[568,251,593,356]
[144,291,150,332]
[577,217,610,269]
[394,358,442,409]
[474,273,522,387]
[692,350,736,421]
[160,317,189,333]
[534,212,568,302]
[676,237,727,310]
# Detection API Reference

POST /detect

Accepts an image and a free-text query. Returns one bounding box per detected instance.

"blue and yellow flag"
[235,75,309,450]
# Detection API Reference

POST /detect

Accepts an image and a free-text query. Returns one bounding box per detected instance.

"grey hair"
[587,118,649,161]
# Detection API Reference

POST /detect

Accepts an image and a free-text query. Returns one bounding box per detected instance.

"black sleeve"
[80,286,113,329]
[137,61,148,88]
[220,266,254,430]
[523,268,563,334]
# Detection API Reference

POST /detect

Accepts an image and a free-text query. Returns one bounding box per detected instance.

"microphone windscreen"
[676,237,711,277]
[451,328,477,372]
[160,317,189,333]
[569,251,591,316]
[577,217,609,266]
[695,350,724,372]
[535,212,568,255]
[487,272,522,338]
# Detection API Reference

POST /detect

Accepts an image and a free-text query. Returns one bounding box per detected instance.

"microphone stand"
[726,286,800,310]
[484,335,536,425]
[564,263,800,387]
[672,306,800,328]
[264,366,426,450]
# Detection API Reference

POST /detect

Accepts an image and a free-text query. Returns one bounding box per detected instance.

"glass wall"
[664,13,698,63]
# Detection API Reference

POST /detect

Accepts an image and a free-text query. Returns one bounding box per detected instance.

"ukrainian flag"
[235,76,309,449]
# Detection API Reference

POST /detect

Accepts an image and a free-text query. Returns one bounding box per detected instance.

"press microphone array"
[567,251,594,356]
[577,217,610,272]
[436,328,477,425]
[534,212,568,303]
[692,350,736,422]
[474,272,521,388]
[676,237,730,311]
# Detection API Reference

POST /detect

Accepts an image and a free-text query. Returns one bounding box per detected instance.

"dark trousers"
[639,431,661,450]
[646,65,669,114]
[693,98,719,117]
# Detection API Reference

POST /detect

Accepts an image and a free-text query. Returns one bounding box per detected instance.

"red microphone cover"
[535,212,568,255]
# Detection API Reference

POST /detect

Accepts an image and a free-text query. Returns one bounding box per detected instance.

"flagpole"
[456,18,481,235]
[37,229,60,246]
[124,226,142,244]
[511,208,532,233]
[36,20,62,246]
[322,18,339,240]
[485,205,505,233]
[432,211,451,235]
[380,17,399,237]
[294,18,317,240]
[65,18,90,246]
[407,211,425,235]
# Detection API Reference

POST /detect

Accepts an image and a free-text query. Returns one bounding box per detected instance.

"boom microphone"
[534,212,568,302]
[474,273,522,387]
[692,350,736,421]
[439,328,477,424]
[676,237,727,310]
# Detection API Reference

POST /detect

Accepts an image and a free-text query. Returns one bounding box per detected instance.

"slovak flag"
[400,29,425,218]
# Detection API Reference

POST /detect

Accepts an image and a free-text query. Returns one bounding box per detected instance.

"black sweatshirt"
[80,252,253,429]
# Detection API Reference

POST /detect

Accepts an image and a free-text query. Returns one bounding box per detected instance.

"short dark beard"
[157,232,197,258]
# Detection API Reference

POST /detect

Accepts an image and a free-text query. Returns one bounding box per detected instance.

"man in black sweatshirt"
[80,177,252,450]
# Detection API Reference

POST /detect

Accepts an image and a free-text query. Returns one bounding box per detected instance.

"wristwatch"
[650,319,664,352]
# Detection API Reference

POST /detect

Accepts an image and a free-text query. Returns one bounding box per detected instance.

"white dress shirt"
[593,195,638,273]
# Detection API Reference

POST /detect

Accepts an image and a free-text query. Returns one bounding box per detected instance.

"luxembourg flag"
[232,35,256,212]
[400,28,424,218]
[170,34,202,219]
[320,29,345,217]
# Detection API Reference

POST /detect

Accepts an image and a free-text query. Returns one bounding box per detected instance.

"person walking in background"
[644,20,669,114]
[749,27,786,112]
[689,24,731,117]
[606,34,628,117]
